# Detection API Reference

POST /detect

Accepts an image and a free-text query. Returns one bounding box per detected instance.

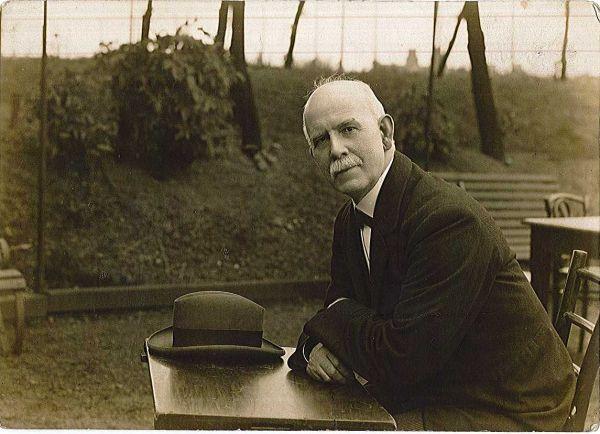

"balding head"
[301,76,395,202]
[302,79,386,146]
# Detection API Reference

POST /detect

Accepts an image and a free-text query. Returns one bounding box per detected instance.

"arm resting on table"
[305,206,502,387]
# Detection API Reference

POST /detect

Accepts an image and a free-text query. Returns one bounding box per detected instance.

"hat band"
[173,327,263,348]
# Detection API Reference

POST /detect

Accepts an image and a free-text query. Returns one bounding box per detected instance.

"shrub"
[387,83,455,166]
[99,34,241,177]
[46,68,117,175]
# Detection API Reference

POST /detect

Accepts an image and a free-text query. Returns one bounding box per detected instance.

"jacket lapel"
[369,152,413,312]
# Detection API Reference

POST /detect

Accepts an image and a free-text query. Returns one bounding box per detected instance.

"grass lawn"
[0,297,322,428]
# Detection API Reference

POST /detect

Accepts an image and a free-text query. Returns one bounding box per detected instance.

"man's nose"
[329,133,348,159]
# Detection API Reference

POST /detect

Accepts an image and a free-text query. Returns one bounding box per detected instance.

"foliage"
[98,33,241,177]
[387,83,455,166]
[2,61,598,290]
[46,68,116,175]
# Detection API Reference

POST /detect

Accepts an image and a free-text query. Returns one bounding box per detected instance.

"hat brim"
[146,326,285,363]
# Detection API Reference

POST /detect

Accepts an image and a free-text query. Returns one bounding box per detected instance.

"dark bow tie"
[355,208,374,228]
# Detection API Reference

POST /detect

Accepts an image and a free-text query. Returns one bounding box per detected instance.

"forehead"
[304,84,375,135]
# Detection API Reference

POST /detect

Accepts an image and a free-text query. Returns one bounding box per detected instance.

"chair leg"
[578,282,589,353]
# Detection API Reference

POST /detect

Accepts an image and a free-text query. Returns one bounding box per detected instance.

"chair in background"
[545,193,598,350]
[544,193,588,218]
[554,250,600,431]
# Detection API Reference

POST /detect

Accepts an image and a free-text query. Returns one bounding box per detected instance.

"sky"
[1,0,599,76]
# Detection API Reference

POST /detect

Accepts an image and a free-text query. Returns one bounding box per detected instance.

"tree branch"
[437,3,465,77]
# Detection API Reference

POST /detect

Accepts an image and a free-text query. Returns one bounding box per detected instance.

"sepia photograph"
[0,0,598,430]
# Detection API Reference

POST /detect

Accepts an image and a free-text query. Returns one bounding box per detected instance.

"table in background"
[524,216,600,313]
[146,346,397,430]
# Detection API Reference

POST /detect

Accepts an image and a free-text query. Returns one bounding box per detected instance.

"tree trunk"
[230,1,262,157]
[437,3,465,77]
[141,0,152,40]
[284,1,305,69]
[560,0,570,81]
[464,2,504,161]
[423,1,439,171]
[215,1,231,49]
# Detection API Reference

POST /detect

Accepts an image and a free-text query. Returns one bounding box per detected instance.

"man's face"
[304,83,389,203]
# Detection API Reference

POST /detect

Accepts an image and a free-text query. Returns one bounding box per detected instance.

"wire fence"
[2,0,599,76]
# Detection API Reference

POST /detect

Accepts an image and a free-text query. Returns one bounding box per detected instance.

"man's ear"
[379,114,395,150]
[307,145,321,169]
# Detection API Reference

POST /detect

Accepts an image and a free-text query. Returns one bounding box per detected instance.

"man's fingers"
[307,343,349,384]
[306,364,320,382]
[307,362,332,383]
[309,342,324,359]
[321,362,347,383]
[321,357,349,384]
[314,365,333,382]
[324,351,353,379]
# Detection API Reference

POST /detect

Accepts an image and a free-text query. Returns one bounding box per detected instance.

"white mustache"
[329,154,363,178]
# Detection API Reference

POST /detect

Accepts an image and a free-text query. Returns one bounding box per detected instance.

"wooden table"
[146,346,397,430]
[524,216,600,312]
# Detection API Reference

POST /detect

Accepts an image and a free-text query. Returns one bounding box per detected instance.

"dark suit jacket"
[289,152,576,431]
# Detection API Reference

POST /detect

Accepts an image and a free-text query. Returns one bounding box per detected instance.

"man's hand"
[306,343,353,384]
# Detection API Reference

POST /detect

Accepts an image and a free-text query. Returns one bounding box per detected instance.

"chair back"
[554,250,600,431]
[544,193,587,218]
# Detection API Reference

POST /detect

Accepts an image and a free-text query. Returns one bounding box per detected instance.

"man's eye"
[341,126,357,134]
[314,137,327,147]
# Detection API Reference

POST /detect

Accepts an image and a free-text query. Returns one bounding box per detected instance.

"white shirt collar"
[354,154,394,218]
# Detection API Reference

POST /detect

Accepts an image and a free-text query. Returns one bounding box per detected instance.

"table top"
[147,346,397,430]
[523,216,600,234]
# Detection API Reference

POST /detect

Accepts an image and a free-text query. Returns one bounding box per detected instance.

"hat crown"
[173,291,264,332]
[146,290,285,360]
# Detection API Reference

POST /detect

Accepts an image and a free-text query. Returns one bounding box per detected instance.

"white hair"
[302,76,386,148]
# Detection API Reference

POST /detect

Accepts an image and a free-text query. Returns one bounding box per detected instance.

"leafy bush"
[99,34,240,177]
[387,83,455,166]
[46,68,116,175]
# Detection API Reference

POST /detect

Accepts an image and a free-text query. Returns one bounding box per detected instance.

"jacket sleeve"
[302,205,502,386]
[288,206,355,371]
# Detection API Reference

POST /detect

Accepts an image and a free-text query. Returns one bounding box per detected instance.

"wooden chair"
[545,193,598,349]
[544,193,587,218]
[554,250,600,431]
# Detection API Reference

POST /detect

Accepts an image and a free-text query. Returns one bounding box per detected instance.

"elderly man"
[288,77,576,431]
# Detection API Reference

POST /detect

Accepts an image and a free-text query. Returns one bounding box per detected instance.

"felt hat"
[146,291,285,362]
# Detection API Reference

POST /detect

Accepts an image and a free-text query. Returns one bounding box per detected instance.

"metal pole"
[339,1,345,72]
[129,0,134,43]
[373,3,378,66]
[424,1,439,171]
[0,5,3,203]
[35,0,48,293]
[313,5,318,63]
[511,0,515,72]
[0,6,3,130]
